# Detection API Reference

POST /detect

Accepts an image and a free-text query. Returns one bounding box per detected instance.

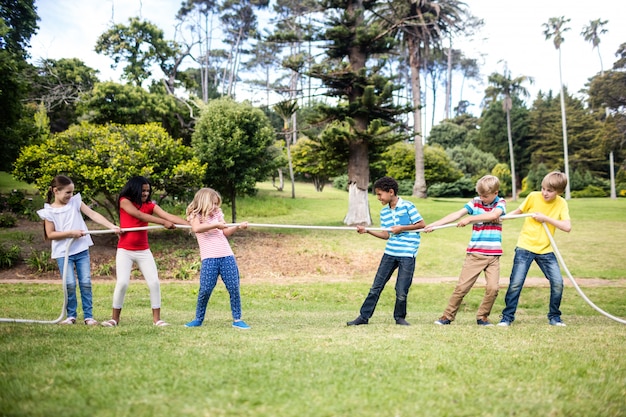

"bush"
[397,179,414,196]
[0,212,17,228]
[427,177,475,198]
[0,243,21,269]
[25,250,56,273]
[571,185,607,198]
[331,174,349,191]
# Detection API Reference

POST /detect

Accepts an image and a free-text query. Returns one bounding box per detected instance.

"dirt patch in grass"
[1,219,625,287]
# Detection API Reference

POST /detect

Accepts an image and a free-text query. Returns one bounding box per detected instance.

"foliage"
[447,144,499,182]
[25,249,56,272]
[0,242,20,268]
[427,177,475,198]
[571,185,607,198]
[291,135,346,192]
[192,98,279,221]
[427,122,469,149]
[0,212,17,228]
[491,163,512,197]
[12,122,205,220]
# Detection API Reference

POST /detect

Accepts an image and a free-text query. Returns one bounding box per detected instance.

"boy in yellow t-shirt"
[498,171,572,327]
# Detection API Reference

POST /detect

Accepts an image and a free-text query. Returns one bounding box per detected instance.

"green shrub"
[571,185,608,198]
[0,212,17,228]
[0,243,21,269]
[427,177,475,198]
[25,250,56,272]
[331,174,349,191]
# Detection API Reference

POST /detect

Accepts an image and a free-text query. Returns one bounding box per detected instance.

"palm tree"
[543,16,571,199]
[379,0,475,198]
[484,70,532,200]
[582,18,616,199]
[273,99,299,199]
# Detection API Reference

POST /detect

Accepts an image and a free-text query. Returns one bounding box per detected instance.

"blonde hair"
[186,188,222,221]
[476,175,500,195]
[541,171,568,194]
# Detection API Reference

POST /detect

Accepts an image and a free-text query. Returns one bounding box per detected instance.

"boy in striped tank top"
[425,175,506,326]
[347,177,425,326]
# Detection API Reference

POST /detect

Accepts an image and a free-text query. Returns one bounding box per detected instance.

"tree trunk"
[408,37,427,198]
[343,137,371,226]
[504,98,517,200]
[558,48,571,199]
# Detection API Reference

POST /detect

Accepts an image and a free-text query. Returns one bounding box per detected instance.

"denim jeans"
[501,247,564,322]
[56,249,93,319]
[359,254,415,320]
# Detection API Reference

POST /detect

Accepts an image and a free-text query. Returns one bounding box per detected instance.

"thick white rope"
[2,213,623,324]
[542,223,626,325]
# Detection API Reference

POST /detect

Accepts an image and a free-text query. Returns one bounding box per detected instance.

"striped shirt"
[465,196,506,256]
[381,198,423,258]
[192,208,234,260]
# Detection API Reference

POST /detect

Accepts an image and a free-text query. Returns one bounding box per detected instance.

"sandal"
[59,317,76,325]
[154,320,169,327]
[101,319,117,327]
[84,318,99,326]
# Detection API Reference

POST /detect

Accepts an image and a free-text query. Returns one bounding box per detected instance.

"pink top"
[193,208,234,260]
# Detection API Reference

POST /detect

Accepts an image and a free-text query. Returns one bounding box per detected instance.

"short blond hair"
[476,175,500,195]
[541,171,568,194]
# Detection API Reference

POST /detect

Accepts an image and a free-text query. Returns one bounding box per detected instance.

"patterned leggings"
[194,256,242,321]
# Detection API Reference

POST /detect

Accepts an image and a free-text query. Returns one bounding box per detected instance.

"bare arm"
[457,207,504,227]
[44,219,84,240]
[80,203,119,232]
[356,225,390,240]
[152,205,190,227]
[423,208,468,232]
[532,213,572,233]
[120,199,176,229]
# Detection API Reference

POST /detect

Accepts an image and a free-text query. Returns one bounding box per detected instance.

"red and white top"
[118,198,156,251]
[193,208,234,260]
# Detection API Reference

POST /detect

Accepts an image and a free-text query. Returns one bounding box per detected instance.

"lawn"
[0,177,625,416]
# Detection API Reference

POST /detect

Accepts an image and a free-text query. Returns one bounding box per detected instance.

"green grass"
[0,282,625,417]
[0,171,37,194]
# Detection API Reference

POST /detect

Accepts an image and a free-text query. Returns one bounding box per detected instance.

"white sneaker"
[59,317,76,325]
[497,320,511,327]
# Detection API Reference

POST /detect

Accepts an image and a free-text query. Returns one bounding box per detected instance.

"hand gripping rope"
[1,217,624,324]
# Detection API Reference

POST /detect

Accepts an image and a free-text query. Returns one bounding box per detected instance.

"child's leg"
[536,252,564,320]
[57,256,78,319]
[134,249,163,323]
[73,250,93,319]
[476,256,500,320]
[220,256,242,321]
[112,249,134,322]
[194,258,220,322]
[360,254,397,319]
[501,248,535,322]
[444,254,485,321]
[393,256,415,320]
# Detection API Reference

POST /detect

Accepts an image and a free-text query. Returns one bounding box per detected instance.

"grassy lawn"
[1,177,625,416]
[0,283,625,417]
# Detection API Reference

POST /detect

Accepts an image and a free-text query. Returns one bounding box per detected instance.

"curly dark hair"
[373,176,398,195]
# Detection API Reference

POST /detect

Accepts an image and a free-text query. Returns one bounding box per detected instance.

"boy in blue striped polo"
[347,176,425,326]
[425,175,506,326]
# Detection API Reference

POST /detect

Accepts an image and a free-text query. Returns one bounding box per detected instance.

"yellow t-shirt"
[516,191,570,254]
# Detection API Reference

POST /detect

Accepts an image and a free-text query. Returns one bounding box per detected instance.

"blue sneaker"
[232,320,250,330]
[549,317,566,327]
[184,319,203,327]
[434,317,451,325]
[477,318,493,326]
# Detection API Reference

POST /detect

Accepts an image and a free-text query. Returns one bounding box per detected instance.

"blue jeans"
[501,247,564,322]
[56,249,93,319]
[194,256,242,321]
[359,254,415,320]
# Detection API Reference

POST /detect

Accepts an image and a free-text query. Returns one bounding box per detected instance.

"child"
[348,176,425,326]
[498,171,571,327]
[424,175,506,326]
[101,176,188,327]
[183,188,250,329]
[37,175,120,325]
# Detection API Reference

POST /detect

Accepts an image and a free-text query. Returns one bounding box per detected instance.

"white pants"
[113,248,161,309]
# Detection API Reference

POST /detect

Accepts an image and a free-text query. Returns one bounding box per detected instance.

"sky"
[28,0,626,122]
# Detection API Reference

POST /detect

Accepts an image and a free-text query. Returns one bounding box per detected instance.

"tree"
[291,130,347,192]
[543,16,572,199]
[192,98,279,222]
[309,0,409,225]
[273,99,298,198]
[484,70,532,199]
[95,17,178,87]
[0,0,39,171]
[12,123,205,220]
[380,0,478,198]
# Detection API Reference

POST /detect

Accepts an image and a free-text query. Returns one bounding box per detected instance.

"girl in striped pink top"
[184,188,249,329]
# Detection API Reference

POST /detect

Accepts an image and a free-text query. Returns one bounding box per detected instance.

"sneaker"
[497,320,511,327]
[232,320,250,330]
[184,319,203,327]
[395,318,411,326]
[477,318,493,326]
[84,318,99,326]
[59,317,76,325]
[347,316,368,326]
[549,317,566,327]
[434,317,451,325]
[101,319,117,327]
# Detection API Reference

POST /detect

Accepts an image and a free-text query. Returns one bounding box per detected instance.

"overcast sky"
[29,0,626,120]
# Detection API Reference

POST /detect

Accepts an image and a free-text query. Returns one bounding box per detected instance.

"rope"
[542,223,626,325]
[2,213,623,324]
